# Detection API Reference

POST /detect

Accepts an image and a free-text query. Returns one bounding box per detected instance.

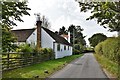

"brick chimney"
[36,14,42,49]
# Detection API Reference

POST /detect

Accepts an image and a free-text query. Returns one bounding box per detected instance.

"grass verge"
[94,53,119,78]
[3,54,83,78]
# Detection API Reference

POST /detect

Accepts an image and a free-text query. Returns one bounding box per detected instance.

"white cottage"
[12,21,72,59]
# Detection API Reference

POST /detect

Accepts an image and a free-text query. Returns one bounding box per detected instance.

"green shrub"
[73,49,81,55]
[17,44,34,53]
[95,37,120,63]
[94,42,103,55]
[73,44,84,54]
[35,48,55,60]
[94,54,118,77]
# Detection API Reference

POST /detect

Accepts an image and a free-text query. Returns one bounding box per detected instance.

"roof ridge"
[42,27,65,39]
[12,28,36,31]
[12,28,36,42]
[42,27,72,46]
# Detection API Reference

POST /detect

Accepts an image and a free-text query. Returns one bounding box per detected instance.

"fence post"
[7,53,9,70]
[118,54,120,79]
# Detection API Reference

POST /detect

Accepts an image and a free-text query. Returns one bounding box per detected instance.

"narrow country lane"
[50,53,108,78]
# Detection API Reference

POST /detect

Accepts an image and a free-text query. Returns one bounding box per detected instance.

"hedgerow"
[95,37,120,63]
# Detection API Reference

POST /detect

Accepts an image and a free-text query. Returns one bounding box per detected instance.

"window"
[68,46,69,50]
[57,44,60,51]
[64,45,66,50]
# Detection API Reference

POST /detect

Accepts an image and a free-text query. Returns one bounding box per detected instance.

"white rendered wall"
[26,28,55,49]
[41,28,55,49]
[118,31,120,36]
[26,28,72,59]
[26,29,37,47]
[54,43,72,59]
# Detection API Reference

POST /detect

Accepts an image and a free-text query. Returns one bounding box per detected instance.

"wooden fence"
[2,52,52,71]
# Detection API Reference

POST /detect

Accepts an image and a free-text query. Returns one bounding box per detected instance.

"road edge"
[48,54,84,78]
[93,54,117,79]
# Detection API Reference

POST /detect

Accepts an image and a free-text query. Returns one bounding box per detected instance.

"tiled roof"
[12,28,35,42]
[12,27,72,46]
[42,27,72,46]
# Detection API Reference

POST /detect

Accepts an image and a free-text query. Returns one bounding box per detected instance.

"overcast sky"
[13,0,117,45]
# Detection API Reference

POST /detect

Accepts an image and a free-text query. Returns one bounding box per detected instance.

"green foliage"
[95,37,120,78]
[73,49,81,55]
[89,33,107,47]
[68,24,86,53]
[17,45,55,60]
[95,37,120,63]
[2,27,17,52]
[2,2,31,26]
[68,24,86,46]
[94,54,118,77]
[58,26,68,35]
[18,44,34,53]
[73,44,85,54]
[3,54,83,78]
[78,2,120,32]
[1,1,31,52]
[35,48,55,60]
[73,44,81,54]
[94,42,103,55]
[57,24,86,54]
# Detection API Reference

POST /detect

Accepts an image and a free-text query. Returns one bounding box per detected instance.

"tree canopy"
[77,1,120,32]
[88,33,107,47]
[68,24,86,45]
[2,2,31,27]
[58,26,68,35]
[56,24,86,54]
[1,2,31,52]
[68,24,86,54]
[41,15,51,29]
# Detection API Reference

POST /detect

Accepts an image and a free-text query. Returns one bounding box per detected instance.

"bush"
[95,37,120,63]
[35,48,55,60]
[73,44,85,54]
[16,44,34,53]
[94,42,103,55]
[73,49,81,55]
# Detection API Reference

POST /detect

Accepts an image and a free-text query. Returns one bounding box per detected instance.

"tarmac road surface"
[50,53,108,79]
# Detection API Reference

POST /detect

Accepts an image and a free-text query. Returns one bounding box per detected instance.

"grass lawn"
[94,53,119,78]
[3,54,83,78]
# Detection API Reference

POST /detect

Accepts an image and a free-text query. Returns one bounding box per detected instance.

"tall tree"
[58,26,67,35]
[55,31,59,35]
[1,2,31,52]
[77,1,120,32]
[2,27,17,52]
[41,15,51,29]
[68,24,76,44]
[68,24,86,54]
[68,24,86,46]
[88,33,107,47]
[2,2,31,27]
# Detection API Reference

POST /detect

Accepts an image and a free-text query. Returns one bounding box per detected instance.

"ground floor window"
[57,44,60,51]
[68,46,69,50]
[64,45,66,50]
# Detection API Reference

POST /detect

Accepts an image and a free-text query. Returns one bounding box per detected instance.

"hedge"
[95,37,120,63]
[35,48,55,60]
